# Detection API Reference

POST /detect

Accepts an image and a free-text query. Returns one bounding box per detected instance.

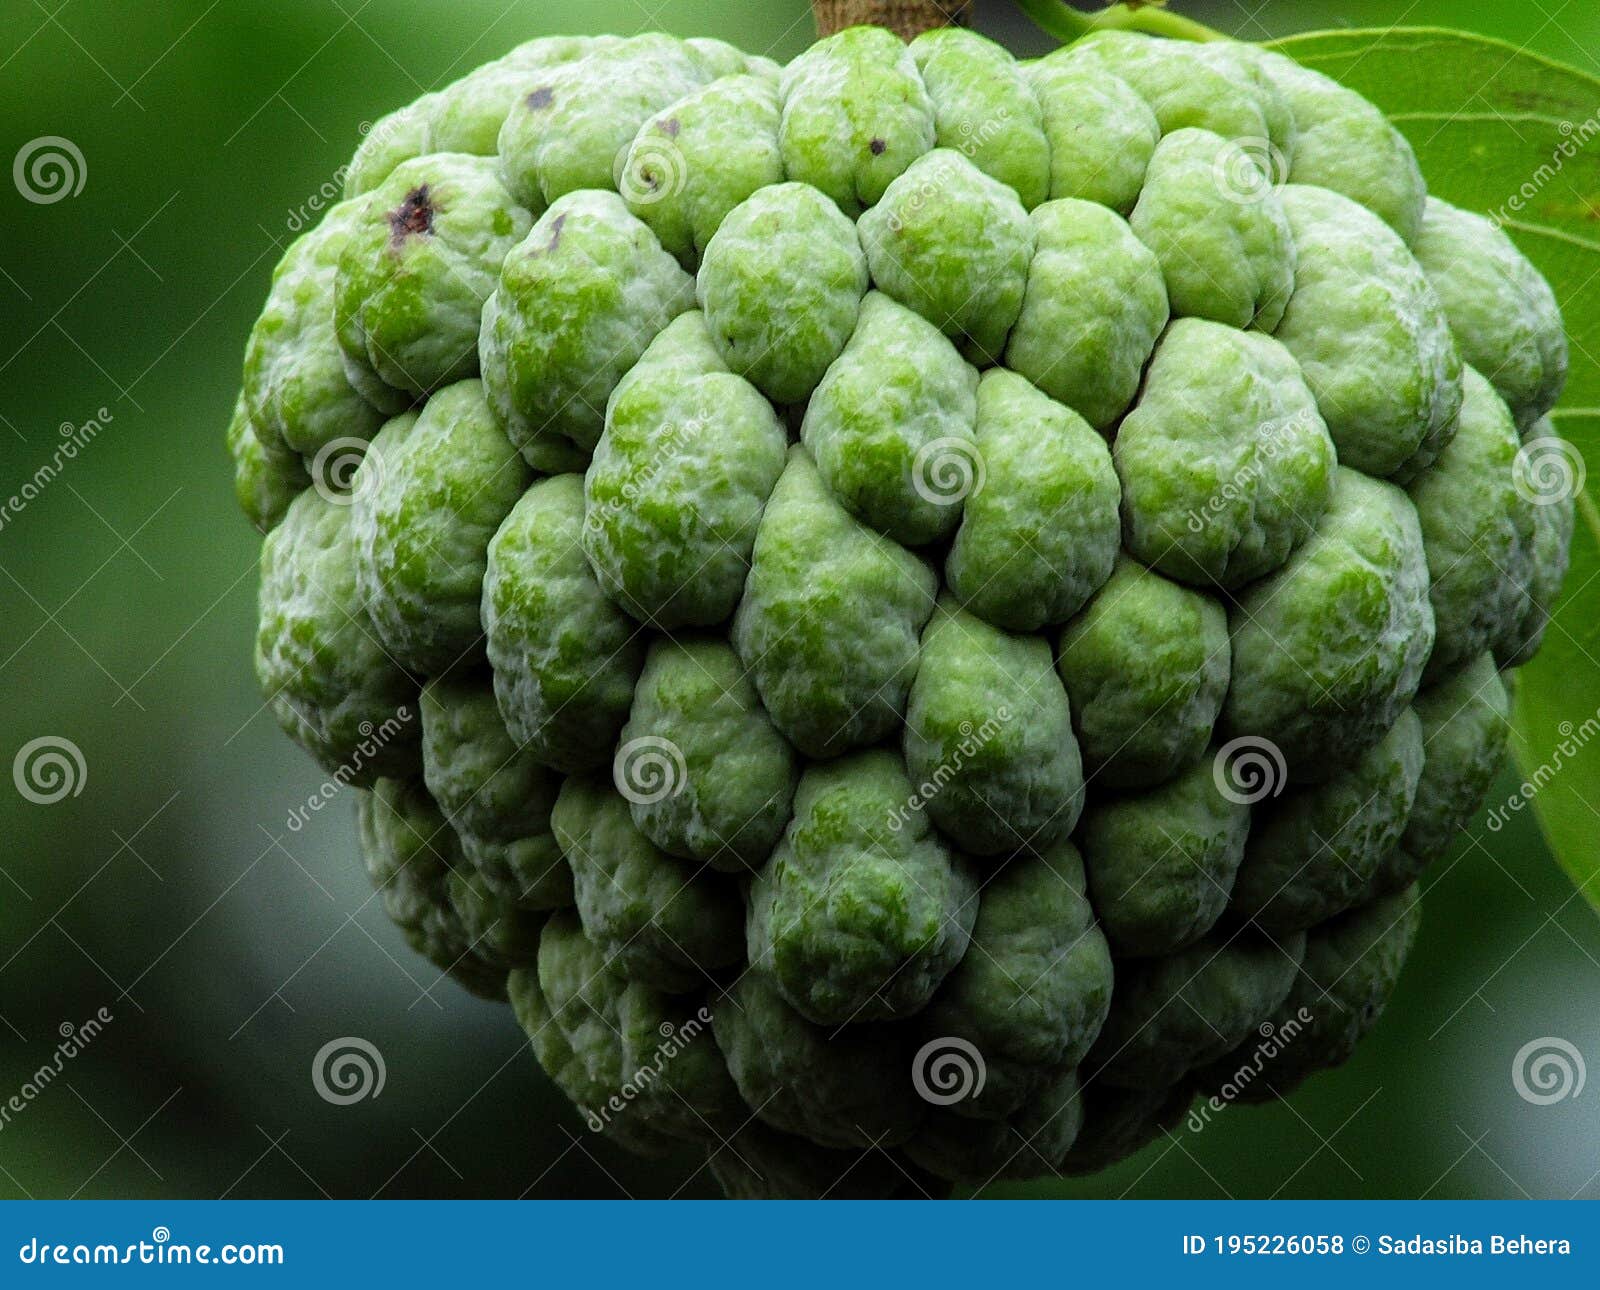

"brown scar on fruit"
[661,118,682,138]
[527,86,555,110]
[869,137,887,155]
[545,214,568,253]
[388,185,436,245]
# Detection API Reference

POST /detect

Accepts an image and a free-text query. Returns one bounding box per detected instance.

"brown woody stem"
[811,0,974,39]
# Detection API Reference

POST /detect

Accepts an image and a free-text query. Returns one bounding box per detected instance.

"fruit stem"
[1014,0,1225,43]
[811,1,974,39]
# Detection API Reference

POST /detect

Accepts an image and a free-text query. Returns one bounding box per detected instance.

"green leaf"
[1270,27,1600,911]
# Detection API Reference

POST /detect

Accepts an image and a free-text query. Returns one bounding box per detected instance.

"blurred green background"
[1,0,1596,1200]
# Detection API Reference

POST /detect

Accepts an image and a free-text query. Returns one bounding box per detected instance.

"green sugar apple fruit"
[234,15,1573,1199]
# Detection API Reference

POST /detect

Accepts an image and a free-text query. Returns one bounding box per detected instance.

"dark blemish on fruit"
[545,214,568,253]
[661,118,681,138]
[388,185,435,244]
[527,86,554,110]
[869,138,886,156]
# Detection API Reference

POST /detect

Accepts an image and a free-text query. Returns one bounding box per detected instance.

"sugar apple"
[232,8,1573,1199]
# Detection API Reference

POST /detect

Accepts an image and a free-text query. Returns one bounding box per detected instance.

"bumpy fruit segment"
[236,24,1571,1199]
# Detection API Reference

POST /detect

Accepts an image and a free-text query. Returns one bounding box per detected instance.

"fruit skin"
[1056,556,1230,790]
[944,369,1120,633]
[255,489,420,787]
[1272,184,1462,482]
[1223,466,1435,779]
[233,25,1574,1200]
[352,380,532,675]
[746,749,979,1025]
[1411,199,1567,431]
[1079,756,1250,958]
[1005,197,1168,431]
[1128,127,1296,332]
[1113,318,1335,590]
